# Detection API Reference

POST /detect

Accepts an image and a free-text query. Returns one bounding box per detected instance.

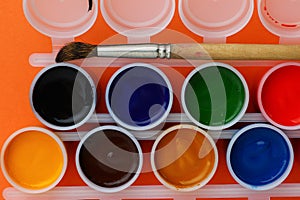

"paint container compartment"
[30,63,97,131]
[9,0,300,199]
[227,124,294,191]
[105,63,173,133]
[23,0,98,66]
[151,124,218,191]
[75,126,143,193]
[1,127,67,194]
[258,0,300,44]
[258,62,300,130]
[181,62,249,130]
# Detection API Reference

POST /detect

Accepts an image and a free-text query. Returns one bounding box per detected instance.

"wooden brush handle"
[170,43,300,60]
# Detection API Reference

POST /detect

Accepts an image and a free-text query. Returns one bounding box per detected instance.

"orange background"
[1,0,300,199]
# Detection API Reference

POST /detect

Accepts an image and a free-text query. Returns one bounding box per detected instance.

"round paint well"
[227,124,294,190]
[105,63,173,131]
[1,127,67,193]
[181,62,249,130]
[100,0,175,38]
[258,62,300,130]
[151,124,218,191]
[30,63,96,131]
[179,0,253,38]
[23,0,98,37]
[258,0,300,38]
[76,126,143,193]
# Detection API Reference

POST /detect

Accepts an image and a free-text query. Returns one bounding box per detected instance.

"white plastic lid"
[23,0,98,38]
[100,0,175,42]
[179,0,254,42]
[258,0,300,42]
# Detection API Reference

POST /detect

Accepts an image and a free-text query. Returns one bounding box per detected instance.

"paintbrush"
[55,42,300,62]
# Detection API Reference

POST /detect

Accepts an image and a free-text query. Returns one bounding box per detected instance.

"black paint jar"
[30,63,96,130]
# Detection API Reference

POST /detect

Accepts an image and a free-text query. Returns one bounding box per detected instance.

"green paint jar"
[181,62,249,130]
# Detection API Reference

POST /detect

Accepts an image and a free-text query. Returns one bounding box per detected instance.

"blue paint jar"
[105,63,173,132]
[227,124,294,190]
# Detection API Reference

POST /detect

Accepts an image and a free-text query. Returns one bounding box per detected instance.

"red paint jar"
[258,62,300,130]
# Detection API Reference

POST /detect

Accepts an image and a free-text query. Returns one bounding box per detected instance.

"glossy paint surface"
[229,127,291,186]
[107,66,171,128]
[3,131,64,190]
[184,66,246,127]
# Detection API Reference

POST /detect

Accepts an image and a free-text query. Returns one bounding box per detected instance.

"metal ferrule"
[96,43,171,59]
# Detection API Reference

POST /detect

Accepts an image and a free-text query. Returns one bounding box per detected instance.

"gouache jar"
[258,0,300,40]
[181,62,249,130]
[105,63,173,131]
[30,63,96,130]
[151,124,218,191]
[23,0,98,38]
[100,0,175,40]
[1,127,67,193]
[227,124,294,190]
[179,0,254,41]
[258,62,300,130]
[76,126,143,193]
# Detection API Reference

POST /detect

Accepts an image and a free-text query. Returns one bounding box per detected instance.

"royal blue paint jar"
[226,123,294,190]
[105,63,173,133]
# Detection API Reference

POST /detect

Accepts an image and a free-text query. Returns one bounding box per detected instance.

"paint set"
[3,0,300,199]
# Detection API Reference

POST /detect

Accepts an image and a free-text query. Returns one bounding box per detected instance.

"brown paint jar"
[76,126,143,193]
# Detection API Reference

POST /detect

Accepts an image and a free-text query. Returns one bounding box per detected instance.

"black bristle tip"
[55,42,97,63]
[88,0,92,11]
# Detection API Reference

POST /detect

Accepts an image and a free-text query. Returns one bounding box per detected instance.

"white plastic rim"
[0,127,68,194]
[183,1,247,28]
[30,63,97,131]
[178,0,254,38]
[150,124,218,192]
[226,123,294,191]
[23,0,98,38]
[100,0,175,38]
[75,125,143,193]
[257,0,300,38]
[105,63,173,131]
[257,62,300,130]
[181,62,249,130]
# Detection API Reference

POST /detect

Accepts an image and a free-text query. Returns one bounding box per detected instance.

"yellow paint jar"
[1,127,67,193]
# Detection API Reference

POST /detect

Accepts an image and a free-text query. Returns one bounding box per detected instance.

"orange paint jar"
[151,124,218,191]
[1,127,67,193]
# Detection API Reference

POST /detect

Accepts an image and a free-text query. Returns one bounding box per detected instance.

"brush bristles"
[55,42,97,63]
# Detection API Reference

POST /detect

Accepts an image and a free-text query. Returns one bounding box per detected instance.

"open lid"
[23,0,98,38]
[258,0,300,44]
[100,0,175,43]
[179,0,254,43]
